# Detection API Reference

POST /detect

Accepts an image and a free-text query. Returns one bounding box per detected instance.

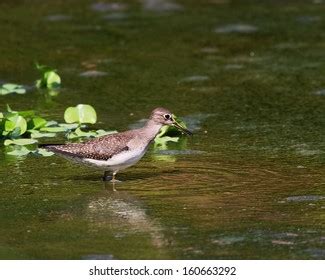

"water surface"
[0,0,324,259]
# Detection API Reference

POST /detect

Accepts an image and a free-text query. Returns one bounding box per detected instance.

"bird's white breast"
[82,147,147,171]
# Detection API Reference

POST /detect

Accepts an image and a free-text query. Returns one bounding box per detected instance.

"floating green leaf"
[67,127,97,139]
[67,128,116,139]
[1,104,115,157]
[155,115,187,142]
[1,113,27,137]
[34,148,54,157]
[58,123,80,130]
[6,146,31,156]
[27,117,47,130]
[45,120,59,127]
[64,104,97,124]
[4,138,38,146]
[95,129,117,137]
[18,110,35,118]
[35,63,61,89]
[29,130,56,138]
[0,83,26,95]
[40,126,67,133]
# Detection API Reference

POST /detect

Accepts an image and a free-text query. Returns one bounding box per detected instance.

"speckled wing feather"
[44,132,131,160]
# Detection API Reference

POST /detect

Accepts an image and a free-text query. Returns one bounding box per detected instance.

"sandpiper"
[42,107,192,182]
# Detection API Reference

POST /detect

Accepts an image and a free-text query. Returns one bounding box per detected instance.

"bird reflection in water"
[86,181,167,249]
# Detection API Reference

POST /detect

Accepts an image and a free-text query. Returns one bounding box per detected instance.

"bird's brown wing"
[43,133,130,160]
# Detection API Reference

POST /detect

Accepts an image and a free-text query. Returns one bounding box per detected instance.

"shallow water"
[0,0,324,259]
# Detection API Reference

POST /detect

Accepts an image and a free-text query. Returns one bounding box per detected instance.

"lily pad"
[40,126,67,133]
[67,128,116,139]
[34,148,54,157]
[0,83,26,95]
[95,129,117,137]
[67,127,97,139]
[45,120,59,127]
[6,146,31,156]
[27,117,47,130]
[4,138,38,146]
[29,130,56,138]
[35,63,61,89]
[58,123,80,130]
[18,110,35,118]
[1,113,27,137]
[64,104,97,124]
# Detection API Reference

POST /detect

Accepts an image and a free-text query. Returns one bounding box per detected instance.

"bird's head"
[150,107,192,136]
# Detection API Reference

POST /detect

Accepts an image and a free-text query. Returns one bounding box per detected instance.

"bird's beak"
[172,119,193,136]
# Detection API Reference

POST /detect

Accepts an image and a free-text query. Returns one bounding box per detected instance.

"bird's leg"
[102,171,121,183]
[104,181,117,192]
[111,171,121,183]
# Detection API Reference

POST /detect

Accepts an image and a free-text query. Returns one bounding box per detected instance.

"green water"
[0,0,324,259]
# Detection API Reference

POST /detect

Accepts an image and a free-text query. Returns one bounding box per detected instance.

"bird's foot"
[102,175,122,183]
[111,178,122,183]
[103,171,121,183]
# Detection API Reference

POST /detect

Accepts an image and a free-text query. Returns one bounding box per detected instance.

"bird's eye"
[164,114,171,120]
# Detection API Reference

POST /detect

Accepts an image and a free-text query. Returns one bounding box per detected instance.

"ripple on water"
[293,144,323,156]
[182,113,216,131]
[224,64,244,70]
[271,240,294,246]
[45,14,72,22]
[296,149,323,156]
[179,75,210,83]
[285,195,325,202]
[79,70,108,77]
[200,47,219,54]
[155,149,205,155]
[304,248,325,259]
[142,0,183,13]
[211,236,245,245]
[313,89,325,96]
[103,13,128,21]
[91,2,127,12]
[296,15,321,24]
[190,87,219,93]
[215,24,258,34]
[274,42,307,50]
[82,254,114,260]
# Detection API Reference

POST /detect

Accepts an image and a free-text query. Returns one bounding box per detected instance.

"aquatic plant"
[0,83,26,95]
[154,115,187,147]
[0,104,116,156]
[64,104,116,139]
[35,63,61,89]
[64,104,97,124]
